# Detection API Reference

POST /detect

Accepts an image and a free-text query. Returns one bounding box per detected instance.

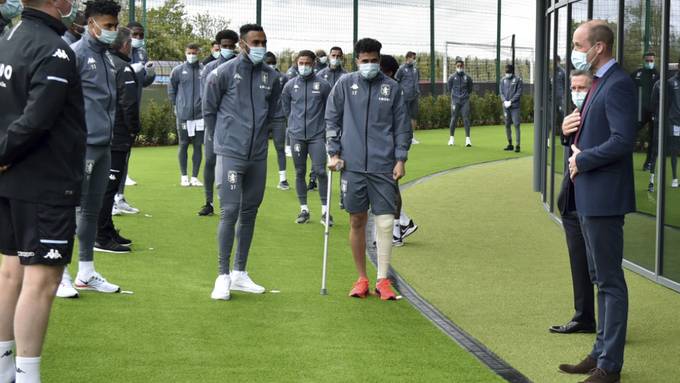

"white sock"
[78,261,95,279]
[114,193,123,203]
[15,356,40,383]
[393,220,401,238]
[399,211,410,227]
[321,205,328,215]
[300,205,309,212]
[0,340,15,383]
[278,171,286,182]
[375,215,394,280]
[650,174,655,183]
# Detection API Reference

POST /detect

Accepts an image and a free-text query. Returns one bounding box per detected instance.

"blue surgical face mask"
[330,58,341,67]
[298,65,313,77]
[186,54,198,64]
[58,0,78,27]
[571,45,596,72]
[645,62,655,70]
[245,43,266,64]
[319,56,328,64]
[92,18,118,45]
[359,63,380,80]
[0,0,22,20]
[572,91,587,109]
[221,48,235,60]
[212,51,220,59]
[131,38,145,49]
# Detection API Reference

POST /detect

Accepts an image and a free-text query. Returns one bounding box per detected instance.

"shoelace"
[588,368,607,376]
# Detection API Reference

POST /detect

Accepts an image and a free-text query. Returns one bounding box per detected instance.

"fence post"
[256,0,262,25]
[353,0,358,70]
[430,0,435,96]
[495,0,501,95]
[128,0,135,23]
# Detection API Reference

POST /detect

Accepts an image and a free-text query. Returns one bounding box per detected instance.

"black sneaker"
[94,239,131,254]
[400,220,419,239]
[277,180,290,190]
[307,178,318,191]
[198,203,214,216]
[113,230,132,246]
[504,144,514,151]
[296,210,310,224]
[393,235,404,247]
[514,145,521,153]
[320,213,334,227]
[643,162,651,171]
[648,182,655,193]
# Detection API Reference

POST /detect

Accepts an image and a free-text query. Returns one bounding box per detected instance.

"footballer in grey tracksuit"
[70,31,117,264]
[281,72,332,210]
[169,60,203,178]
[325,71,412,215]
[203,53,282,275]
[447,70,474,138]
[395,62,420,121]
[267,67,289,175]
[317,65,347,88]
[500,72,523,147]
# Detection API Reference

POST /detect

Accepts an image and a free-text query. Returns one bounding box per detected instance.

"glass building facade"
[534,0,680,292]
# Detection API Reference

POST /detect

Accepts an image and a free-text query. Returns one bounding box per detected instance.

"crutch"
[321,159,342,295]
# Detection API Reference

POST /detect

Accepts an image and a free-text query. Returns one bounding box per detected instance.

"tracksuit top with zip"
[202,54,282,161]
[325,71,412,174]
[169,61,203,121]
[500,75,523,110]
[281,73,331,141]
[70,32,117,146]
[447,71,474,104]
[317,66,347,88]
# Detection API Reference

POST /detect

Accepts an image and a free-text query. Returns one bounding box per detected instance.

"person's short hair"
[570,69,592,80]
[186,43,200,51]
[330,46,343,54]
[84,0,121,20]
[315,49,327,57]
[216,29,238,44]
[297,50,316,62]
[643,51,656,58]
[505,64,515,73]
[264,51,276,62]
[126,21,143,30]
[355,38,382,55]
[406,51,416,58]
[111,26,131,51]
[211,40,219,46]
[380,54,399,78]
[239,24,264,40]
[455,59,464,66]
[586,21,614,54]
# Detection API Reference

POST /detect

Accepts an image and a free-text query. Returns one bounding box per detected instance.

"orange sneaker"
[349,277,370,298]
[376,278,397,301]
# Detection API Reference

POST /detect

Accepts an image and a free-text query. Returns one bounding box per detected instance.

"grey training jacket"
[70,32,117,146]
[395,63,420,101]
[281,73,331,140]
[168,61,203,121]
[500,75,523,110]
[447,72,474,104]
[202,54,282,161]
[325,71,412,174]
[317,66,347,88]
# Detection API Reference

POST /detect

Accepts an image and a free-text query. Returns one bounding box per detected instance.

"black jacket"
[110,50,140,152]
[0,9,86,206]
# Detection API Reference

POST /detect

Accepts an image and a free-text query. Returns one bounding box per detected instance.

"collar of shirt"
[595,58,616,78]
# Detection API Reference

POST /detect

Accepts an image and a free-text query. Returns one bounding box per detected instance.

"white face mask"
[456,67,463,73]
[645,62,655,70]
[212,51,220,59]
[319,56,328,64]
[131,38,145,49]
[186,54,198,64]
[572,91,587,109]
[330,58,341,67]
[571,45,597,72]
[359,63,380,79]
[298,65,313,77]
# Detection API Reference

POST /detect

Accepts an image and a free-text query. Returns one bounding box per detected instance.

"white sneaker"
[672,179,679,188]
[448,137,454,146]
[190,177,203,187]
[180,175,190,187]
[112,205,123,216]
[465,137,472,147]
[56,273,79,298]
[74,272,120,293]
[210,274,231,300]
[411,137,420,145]
[125,176,137,186]
[115,198,139,214]
[230,271,265,294]
[285,145,292,157]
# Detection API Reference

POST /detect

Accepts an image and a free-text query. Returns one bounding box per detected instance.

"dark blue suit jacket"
[573,62,637,216]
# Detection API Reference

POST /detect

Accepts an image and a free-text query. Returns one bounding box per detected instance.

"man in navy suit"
[558,20,636,383]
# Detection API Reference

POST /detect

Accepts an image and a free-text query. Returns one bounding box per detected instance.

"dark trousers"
[97,150,128,241]
[562,211,596,326]
[579,214,628,373]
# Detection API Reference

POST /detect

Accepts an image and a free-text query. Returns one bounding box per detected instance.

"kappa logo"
[351,83,359,95]
[313,82,320,91]
[52,49,70,61]
[227,171,238,184]
[262,72,269,84]
[234,73,242,81]
[44,249,62,260]
[87,57,96,65]
[324,74,329,80]
[182,70,188,75]
[124,66,132,72]
[293,84,300,91]
[109,174,117,181]
[17,251,35,258]
[294,144,301,153]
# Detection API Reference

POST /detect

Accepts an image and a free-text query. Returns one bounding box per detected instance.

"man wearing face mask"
[286,51,299,80]
[396,51,420,143]
[317,46,347,88]
[169,43,204,188]
[500,64,523,152]
[281,50,333,225]
[0,0,22,37]
[551,70,597,336]
[197,29,238,216]
[203,24,282,301]
[648,63,680,192]
[631,52,659,171]
[447,59,474,147]
[61,10,84,44]
[558,21,636,383]
[203,40,220,66]
[56,0,121,298]
[264,51,291,192]
[326,38,412,301]
[314,49,328,73]
[0,0,86,379]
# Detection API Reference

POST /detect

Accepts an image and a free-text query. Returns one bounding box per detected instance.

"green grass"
[37,126,534,382]
[392,157,680,383]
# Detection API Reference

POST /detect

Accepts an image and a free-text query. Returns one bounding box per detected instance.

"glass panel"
[545,14,555,207]
[552,9,569,211]
[662,0,680,283]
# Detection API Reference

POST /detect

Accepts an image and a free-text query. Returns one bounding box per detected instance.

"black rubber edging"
[366,157,532,383]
